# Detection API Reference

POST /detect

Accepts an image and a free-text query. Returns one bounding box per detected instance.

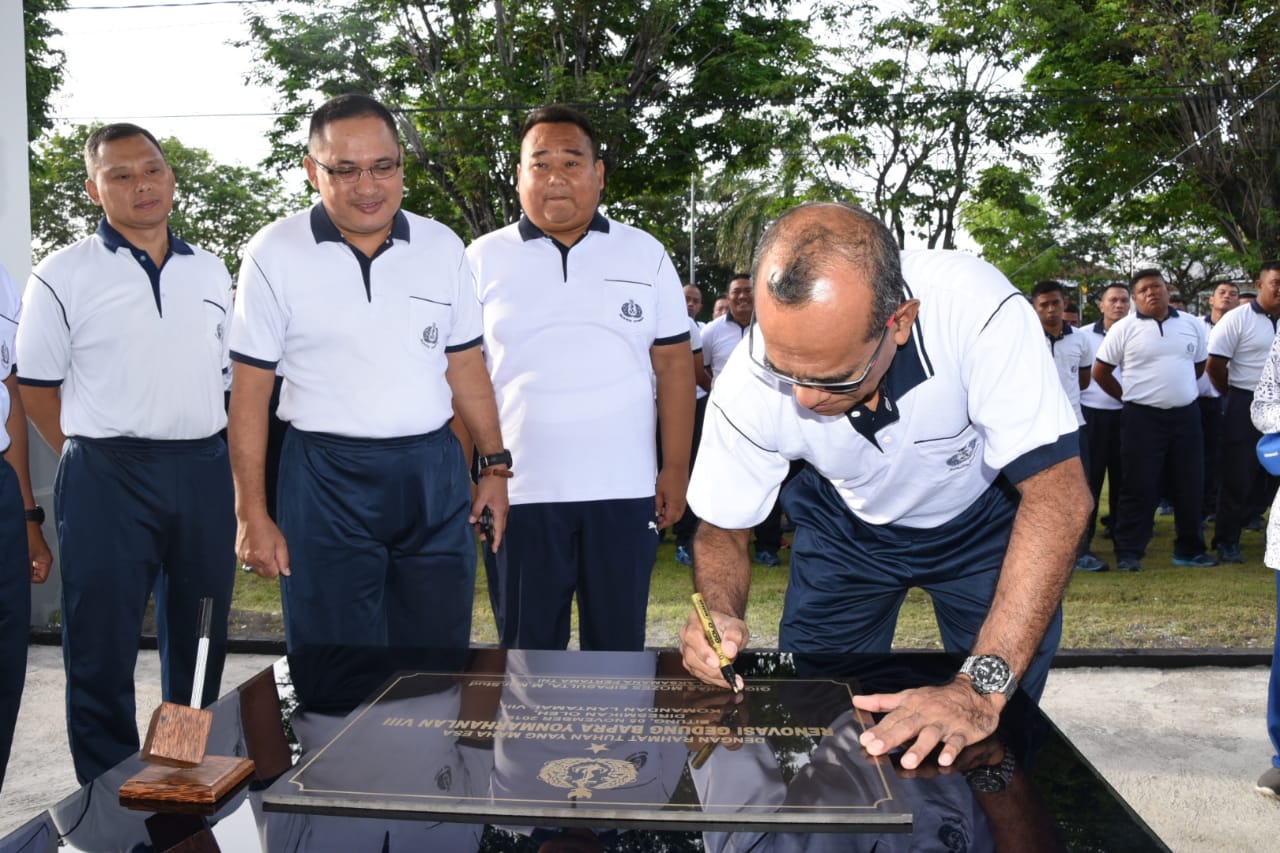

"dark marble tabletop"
[1,648,1169,852]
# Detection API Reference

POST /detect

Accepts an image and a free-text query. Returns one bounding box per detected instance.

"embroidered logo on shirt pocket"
[914,425,981,474]
[408,296,450,352]
[202,298,227,343]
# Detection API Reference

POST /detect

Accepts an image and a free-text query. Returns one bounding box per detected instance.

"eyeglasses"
[311,157,402,184]
[748,316,895,395]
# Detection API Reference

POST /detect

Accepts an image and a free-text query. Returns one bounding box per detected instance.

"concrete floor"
[1,647,1277,850]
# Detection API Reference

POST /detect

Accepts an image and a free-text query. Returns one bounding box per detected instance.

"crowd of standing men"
[1030,269,1280,574]
[9,91,1259,801]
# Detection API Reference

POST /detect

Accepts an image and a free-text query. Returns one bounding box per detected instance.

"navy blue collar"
[1091,320,1107,335]
[518,211,610,243]
[841,321,931,449]
[1044,324,1074,342]
[309,203,410,246]
[1134,306,1180,321]
[1251,299,1268,315]
[879,320,930,403]
[95,218,192,256]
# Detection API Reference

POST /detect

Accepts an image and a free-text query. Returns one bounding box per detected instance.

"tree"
[703,113,861,273]
[240,0,816,246]
[29,127,300,276]
[24,0,67,144]
[960,164,1067,289]
[1015,0,1280,263]
[817,0,1042,249]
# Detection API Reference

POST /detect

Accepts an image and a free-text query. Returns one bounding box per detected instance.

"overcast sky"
[48,0,284,167]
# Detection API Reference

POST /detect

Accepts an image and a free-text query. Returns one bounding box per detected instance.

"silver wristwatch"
[959,654,1017,700]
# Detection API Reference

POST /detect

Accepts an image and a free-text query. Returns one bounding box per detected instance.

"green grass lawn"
[232,500,1278,649]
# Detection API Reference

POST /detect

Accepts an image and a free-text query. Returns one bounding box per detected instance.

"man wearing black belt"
[1206,263,1280,563]
[1093,269,1216,571]
[18,124,236,783]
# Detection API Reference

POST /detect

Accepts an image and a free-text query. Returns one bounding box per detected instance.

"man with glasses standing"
[680,202,1088,774]
[229,94,509,652]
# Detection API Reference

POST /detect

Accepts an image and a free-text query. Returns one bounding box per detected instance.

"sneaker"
[1116,558,1143,572]
[1173,552,1218,568]
[674,545,693,567]
[1158,501,1175,516]
[754,549,781,568]
[1217,543,1244,564]
[1246,515,1265,533]
[1257,767,1280,799]
[1073,553,1109,572]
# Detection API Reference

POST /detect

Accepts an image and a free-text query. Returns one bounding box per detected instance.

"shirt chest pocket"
[203,299,227,348]
[913,423,983,475]
[405,296,451,358]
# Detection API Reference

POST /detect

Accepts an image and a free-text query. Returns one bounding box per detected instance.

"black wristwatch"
[959,654,1018,700]
[474,449,513,481]
[24,506,45,524]
[965,751,1016,794]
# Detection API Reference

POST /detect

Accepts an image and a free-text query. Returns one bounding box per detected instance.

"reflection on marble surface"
[0,650,1169,853]
[268,649,909,832]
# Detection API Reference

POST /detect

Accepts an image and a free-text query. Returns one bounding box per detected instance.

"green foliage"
[29,126,302,276]
[240,0,817,254]
[1015,0,1280,262]
[818,0,1042,249]
[961,165,1064,288]
[23,0,67,144]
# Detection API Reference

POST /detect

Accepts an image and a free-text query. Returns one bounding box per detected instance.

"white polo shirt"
[688,250,1079,530]
[1044,323,1092,426]
[0,265,20,453]
[1094,308,1207,409]
[230,204,480,438]
[466,213,689,504]
[1197,315,1220,399]
[689,316,708,401]
[18,220,231,440]
[1208,301,1279,392]
[701,312,751,379]
[1080,321,1123,412]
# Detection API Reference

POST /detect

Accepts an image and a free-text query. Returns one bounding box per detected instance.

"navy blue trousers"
[1216,388,1267,548]
[0,461,27,791]
[277,427,473,652]
[778,465,1062,702]
[1114,402,1206,561]
[1200,395,1223,517]
[484,498,658,651]
[1082,405,1123,545]
[56,435,234,784]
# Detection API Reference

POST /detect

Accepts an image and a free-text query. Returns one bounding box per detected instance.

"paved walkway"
[1,647,1276,850]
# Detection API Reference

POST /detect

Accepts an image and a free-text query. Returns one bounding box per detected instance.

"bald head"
[753,202,904,342]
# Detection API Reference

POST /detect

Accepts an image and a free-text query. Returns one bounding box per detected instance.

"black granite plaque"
[263,650,912,832]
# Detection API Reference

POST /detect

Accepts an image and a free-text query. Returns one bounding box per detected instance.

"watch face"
[965,655,1012,693]
[965,766,1009,794]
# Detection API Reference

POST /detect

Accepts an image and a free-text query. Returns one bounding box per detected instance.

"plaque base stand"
[119,755,256,814]
[139,701,213,767]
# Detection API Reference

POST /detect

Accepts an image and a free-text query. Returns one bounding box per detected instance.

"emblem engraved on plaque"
[538,757,638,800]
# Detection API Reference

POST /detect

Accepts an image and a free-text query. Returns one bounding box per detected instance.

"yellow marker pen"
[691,592,741,693]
